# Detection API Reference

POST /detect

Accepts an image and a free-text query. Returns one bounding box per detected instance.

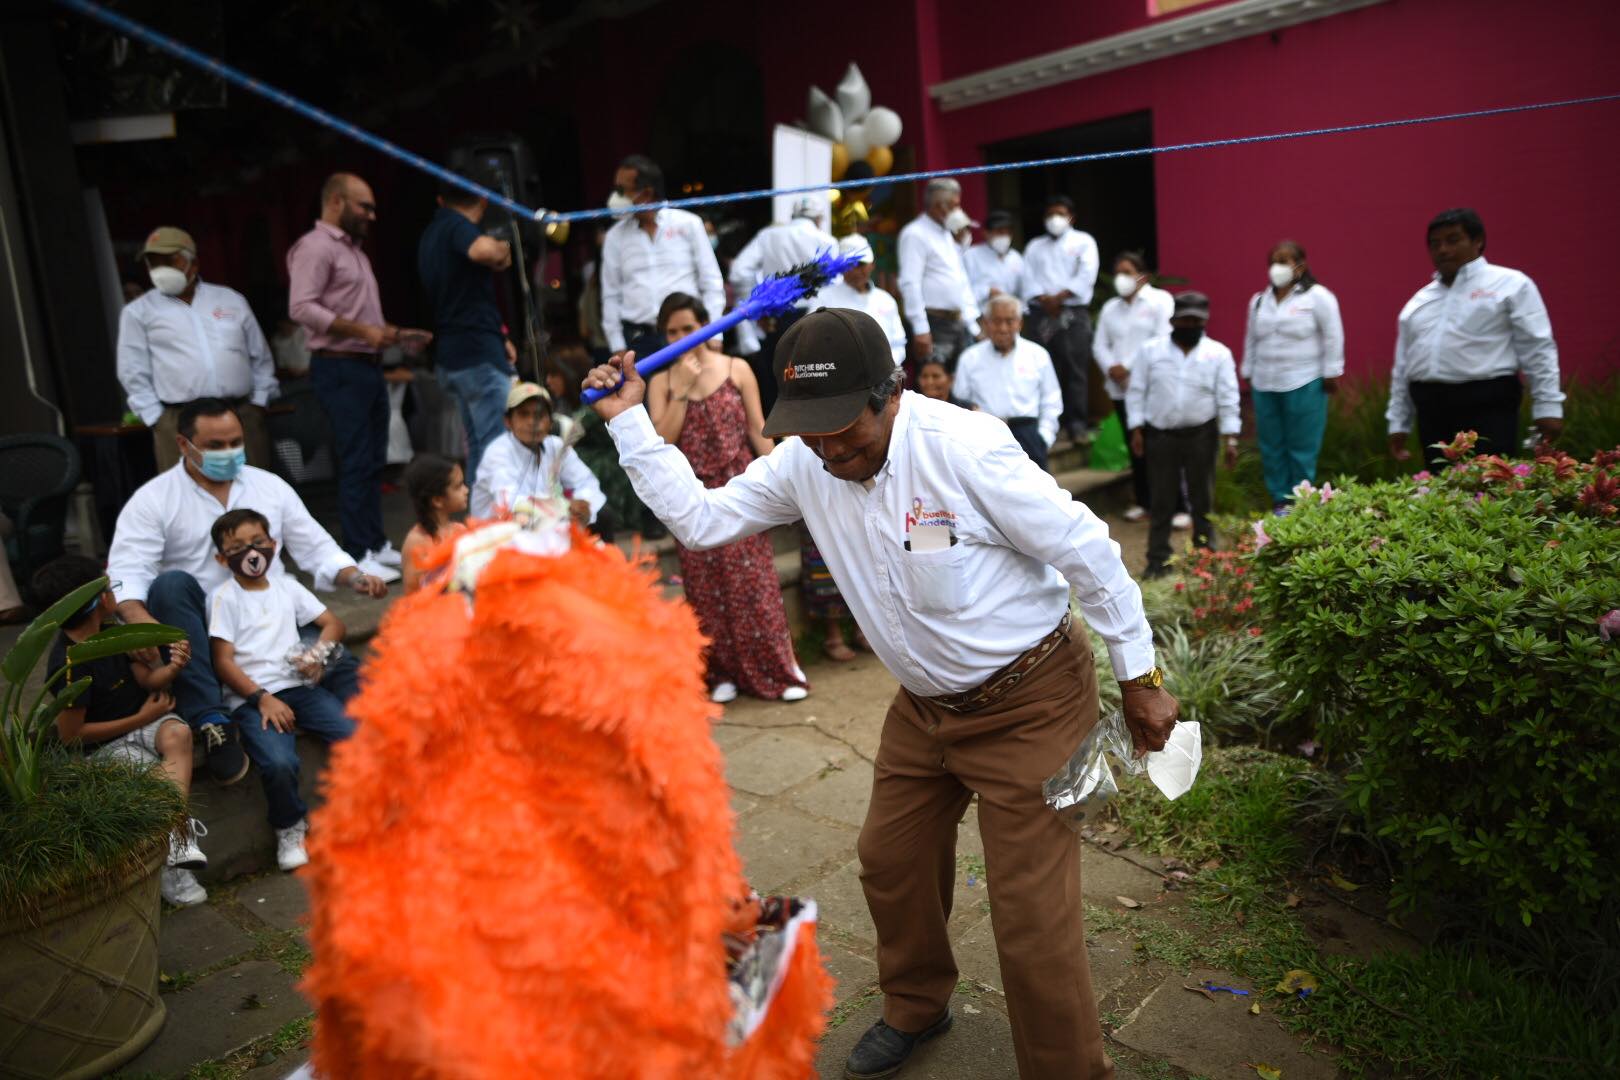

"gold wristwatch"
[1121,666,1163,691]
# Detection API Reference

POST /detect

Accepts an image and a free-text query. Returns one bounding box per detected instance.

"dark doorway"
[647,43,768,233]
[982,110,1157,280]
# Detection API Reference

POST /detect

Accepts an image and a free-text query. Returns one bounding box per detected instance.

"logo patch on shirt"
[1468,289,1499,301]
[211,307,237,321]
[904,497,959,551]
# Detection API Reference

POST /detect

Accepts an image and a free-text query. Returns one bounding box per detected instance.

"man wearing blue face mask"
[116,226,278,472]
[106,398,389,786]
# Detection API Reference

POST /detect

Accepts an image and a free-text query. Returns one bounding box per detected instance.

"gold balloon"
[544,219,571,245]
[830,142,851,181]
[865,145,893,177]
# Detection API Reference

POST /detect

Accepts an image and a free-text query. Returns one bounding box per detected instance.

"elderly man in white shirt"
[584,308,1178,1080]
[812,234,906,365]
[961,209,1024,309]
[729,195,838,413]
[1094,250,1176,520]
[117,226,278,472]
[1021,194,1100,442]
[897,178,980,368]
[470,381,606,526]
[1387,207,1562,468]
[953,295,1062,470]
[600,154,726,357]
[1126,293,1241,578]
[107,398,388,785]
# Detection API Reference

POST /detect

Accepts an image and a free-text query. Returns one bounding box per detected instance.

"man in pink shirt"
[287,172,429,581]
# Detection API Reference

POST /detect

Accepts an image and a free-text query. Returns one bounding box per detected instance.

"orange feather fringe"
[301,526,831,1077]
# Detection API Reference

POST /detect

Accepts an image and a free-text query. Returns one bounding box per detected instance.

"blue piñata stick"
[581,249,861,404]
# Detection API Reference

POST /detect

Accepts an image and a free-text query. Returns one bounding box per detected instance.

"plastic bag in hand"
[1043,711,1202,826]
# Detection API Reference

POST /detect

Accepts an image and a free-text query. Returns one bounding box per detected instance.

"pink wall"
[927,0,1620,381]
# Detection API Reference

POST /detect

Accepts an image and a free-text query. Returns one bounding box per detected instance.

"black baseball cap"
[985,209,1015,231]
[763,309,898,438]
[1172,291,1211,320]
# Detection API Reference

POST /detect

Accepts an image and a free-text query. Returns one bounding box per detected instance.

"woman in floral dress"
[646,293,808,704]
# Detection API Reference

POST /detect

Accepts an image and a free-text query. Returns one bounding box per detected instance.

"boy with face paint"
[207,509,357,872]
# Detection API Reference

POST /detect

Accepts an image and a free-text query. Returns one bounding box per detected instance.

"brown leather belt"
[925,307,961,319]
[929,611,1072,714]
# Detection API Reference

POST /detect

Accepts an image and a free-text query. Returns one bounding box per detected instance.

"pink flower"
[1513,463,1534,477]
[1600,610,1620,643]
[1252,518,1271,549]
[1248,626,1263,637]
[1298,739,1319,758]
[1368,536,1386,552]
[1413,470,1432,482]
[1291,479,1317,500]
[1319,482,1337,504]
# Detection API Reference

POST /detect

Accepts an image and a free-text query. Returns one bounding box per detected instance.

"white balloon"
[842,121,870,160]
[807,86,844,143]
[863,106,903,149]
[836,62,871,125]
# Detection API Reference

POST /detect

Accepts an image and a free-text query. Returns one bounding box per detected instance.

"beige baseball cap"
[505,381,552,412]
[139,226,196,257]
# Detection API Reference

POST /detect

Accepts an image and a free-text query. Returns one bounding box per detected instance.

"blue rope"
[56,0,1620,227]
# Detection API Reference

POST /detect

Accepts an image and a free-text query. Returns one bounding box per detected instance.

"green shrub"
[1157,623,1290,748]
[1249,442,1620,930]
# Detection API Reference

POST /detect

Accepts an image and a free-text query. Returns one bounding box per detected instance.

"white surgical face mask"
[149,264,189,296]
[989,234,1012,255]
[943,207,970,234]
[1045,214,1070,238]
[606,191,636,217]
[1113,272,1140,298]
[1268,262,1296,289]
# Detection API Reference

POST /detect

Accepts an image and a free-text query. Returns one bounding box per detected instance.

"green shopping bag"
[1089,411,1130,472]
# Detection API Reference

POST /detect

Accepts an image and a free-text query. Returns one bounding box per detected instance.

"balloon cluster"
[807,63,903,179]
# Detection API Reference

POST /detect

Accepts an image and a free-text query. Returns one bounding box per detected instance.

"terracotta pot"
[0,850,166,1080]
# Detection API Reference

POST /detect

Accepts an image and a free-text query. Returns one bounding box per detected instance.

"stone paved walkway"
[111,638,1370,1080]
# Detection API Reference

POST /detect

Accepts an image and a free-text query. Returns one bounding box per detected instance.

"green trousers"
[1252,378,1328,505]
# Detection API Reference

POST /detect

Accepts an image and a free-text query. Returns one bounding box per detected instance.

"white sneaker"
[1123,505,1148,522]
[779,685,809,702]
[160,866,207,906]
[358,553,401,584]
[168,819,208,870]
[276,819,310,871]
[1171,512,1193,531]
[710,682,738,704]
[371,541,404,568]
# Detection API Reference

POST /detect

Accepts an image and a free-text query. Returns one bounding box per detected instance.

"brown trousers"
[152,401,271,472]
[858,631,1112,1080]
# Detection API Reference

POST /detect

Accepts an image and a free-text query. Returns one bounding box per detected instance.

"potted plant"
[0,576,187,1080]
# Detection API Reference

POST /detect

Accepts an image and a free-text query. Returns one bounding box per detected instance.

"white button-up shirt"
[897,214,980,336]
[470,431,607,522]
[600,208,726,351]
[953,337,1063,448]
[729,218,838,308]
[1386,257,1562,434]
[812,280,907,364]
[108,464,355,606]
[961,244,1025,308]
[1093,284,1175,400]
[116,281,278,426]
[1125,335,1241,436]
[608,392,1155,693]
[1242,283,1345,394]
[1021,227,1100,307]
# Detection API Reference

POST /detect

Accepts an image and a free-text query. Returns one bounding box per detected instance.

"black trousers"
[1409,375,1523,468]
[1113,398,1150,508]
[1025,306,1092,434]
[1145,420,1217,570]
[1005,418,1049,471]
[926,313,973,371]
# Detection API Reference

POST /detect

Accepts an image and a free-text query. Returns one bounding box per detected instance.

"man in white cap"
[812,235,906,365]
[117,226,277,471]
[730,195,839,413]
[470,381,605,527]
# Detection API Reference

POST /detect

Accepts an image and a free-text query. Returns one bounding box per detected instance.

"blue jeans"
[231,662,359,829]
[1252,379,1329,505]
[312,355,388,558]
[438,361,512,487]
[145,570,362,731]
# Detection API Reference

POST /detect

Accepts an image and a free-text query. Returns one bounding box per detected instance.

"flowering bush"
[1248,437,1620,929]
[1176,539,1260,639]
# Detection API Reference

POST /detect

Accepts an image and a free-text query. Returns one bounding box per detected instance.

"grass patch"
[1103,745,1619,1077]
[186,1014,314,1080]
[0,753,185,922]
